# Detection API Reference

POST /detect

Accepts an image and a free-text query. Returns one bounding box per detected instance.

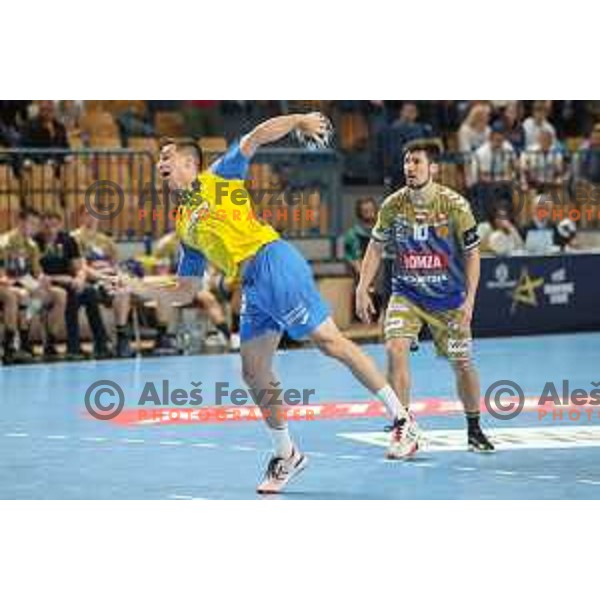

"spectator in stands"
[378,102,434,187]
[182,101,223,138]
[0,253,34,364]
[470,122,517,185]
[468,122,516,220]
[500,101,526,154]
[0,100,30,147]
[72,207,133,358]
[344,197,378,277]
[522,101,557,149]
[116,102,154,146]
[520,194,577,252]
[22,100,69,165]
[343,197,387,320]
[520,129,566,193]
[575,122,600,184]
[477,207,524,255]
[35,210,111,359]
[458,103,491,154]
[0,207,66,362]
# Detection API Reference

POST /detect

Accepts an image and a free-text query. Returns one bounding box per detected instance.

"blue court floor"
[1,332,599,499]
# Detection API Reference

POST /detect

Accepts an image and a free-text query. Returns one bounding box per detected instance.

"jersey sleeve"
[177,244,207,278]
[452,194,480,251]
[210,142,250,180]
[371,197,395,244]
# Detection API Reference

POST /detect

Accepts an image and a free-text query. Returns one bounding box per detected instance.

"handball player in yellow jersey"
[157,112,420,493]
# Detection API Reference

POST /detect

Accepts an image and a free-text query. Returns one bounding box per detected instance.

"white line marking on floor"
[338,455,363,460]
[6,432,29,438]
[80,437,108,442]
[577,479,600,486]
[305,451,326,457]
[159,440,183,446]
[191,442,218,448]
[412,462,436,468]
[231,445,255,452]
[123,439,145,444]
[453,466,477,472]
[495,470,516,476]
[45,435,67,440]
[532,474,559,480]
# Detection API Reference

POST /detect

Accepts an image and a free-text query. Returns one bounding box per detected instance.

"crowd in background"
[1,100,600,364]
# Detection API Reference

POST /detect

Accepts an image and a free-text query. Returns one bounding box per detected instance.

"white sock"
[376,385,407,420]
[269,426,294,458]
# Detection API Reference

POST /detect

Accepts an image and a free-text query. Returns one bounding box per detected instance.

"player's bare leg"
[451,358,495,452]
[241,332,308,494]
[386,337,412,410]
[309,318,419,459]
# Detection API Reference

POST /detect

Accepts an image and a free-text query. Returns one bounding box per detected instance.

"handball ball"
[294,116,334,150]
[557,218,577,241]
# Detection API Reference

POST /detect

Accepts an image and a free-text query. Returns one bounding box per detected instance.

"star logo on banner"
[511,267,544,313]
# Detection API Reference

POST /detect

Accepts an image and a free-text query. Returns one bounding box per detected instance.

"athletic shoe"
[385,413,421,459]
[256,447,308,494]
[229,333,241,352]
[468,426,495,453]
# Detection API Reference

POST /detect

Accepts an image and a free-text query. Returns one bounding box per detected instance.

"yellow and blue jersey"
[372,181,480,311]
[175,143,279,279]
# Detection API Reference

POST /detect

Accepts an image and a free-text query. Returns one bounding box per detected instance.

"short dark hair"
[42,209,63,221]
[18,206,41,221]
[159,136,203,169]
[403,138,443,163]
[355,196,378,220]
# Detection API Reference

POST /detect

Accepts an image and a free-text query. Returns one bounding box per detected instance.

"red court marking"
[93,396,553,426]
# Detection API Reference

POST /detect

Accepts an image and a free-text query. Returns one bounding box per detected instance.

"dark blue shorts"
[240,240,330,342]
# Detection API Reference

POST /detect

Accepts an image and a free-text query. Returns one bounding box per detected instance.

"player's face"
[404,151,432,188]
[158,144,194,190]
[20,216,40,238]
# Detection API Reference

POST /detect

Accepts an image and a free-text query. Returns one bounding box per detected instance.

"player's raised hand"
[355,285,376,323]
[296,112,333,149]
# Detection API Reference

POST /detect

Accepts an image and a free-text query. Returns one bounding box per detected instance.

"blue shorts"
[240,240,330,342]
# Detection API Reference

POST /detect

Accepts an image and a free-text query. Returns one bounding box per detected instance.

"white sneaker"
[256,447,308,494]
[229,333,241,352]
[385,413,421,460]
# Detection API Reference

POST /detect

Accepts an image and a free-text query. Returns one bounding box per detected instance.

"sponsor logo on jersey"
[401,252,449,270]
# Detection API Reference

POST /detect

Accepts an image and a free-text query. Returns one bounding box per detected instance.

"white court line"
[412,462,436,468]
[532,474,559,481]
[577,479,600,486]
[46,435,67,440]
[191,442,218,448]
[305,451,327,458]
[495,470,517,476]
[159,440,183,446]
[123,439,145,444]
[453,466,477,472]
[80,437,108,442]
[338,455,363,460]
[5,432,29,438]
[231,445,255,452]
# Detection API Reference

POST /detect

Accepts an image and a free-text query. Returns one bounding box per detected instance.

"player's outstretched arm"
[239,112,329,158]
[355,240,383,323]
